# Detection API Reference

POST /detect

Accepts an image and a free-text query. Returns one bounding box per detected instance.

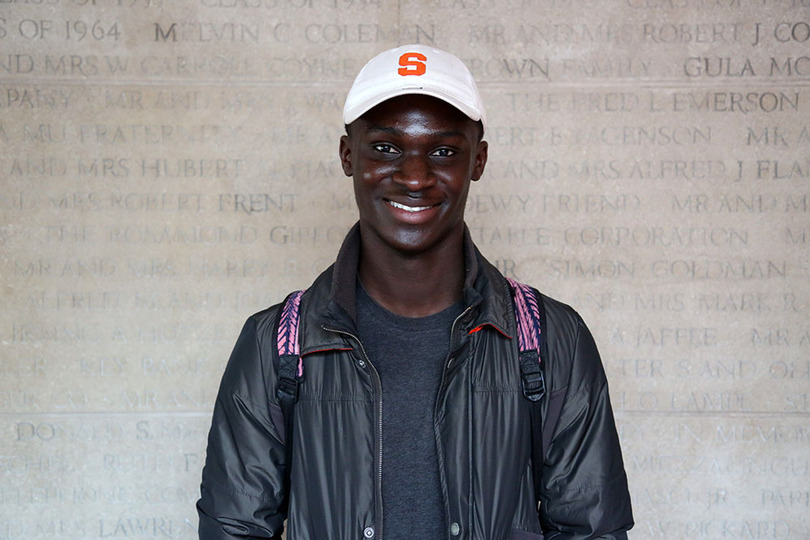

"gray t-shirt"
[356,284,464,539]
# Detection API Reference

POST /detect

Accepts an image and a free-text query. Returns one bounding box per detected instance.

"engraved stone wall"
[1,1,808,538]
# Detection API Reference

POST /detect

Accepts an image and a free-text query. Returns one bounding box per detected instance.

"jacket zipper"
[447,306,473,369]
[434,305,474,538]
[322,326,384,540]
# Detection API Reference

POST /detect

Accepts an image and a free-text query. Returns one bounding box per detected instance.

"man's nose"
[393,154,435,191]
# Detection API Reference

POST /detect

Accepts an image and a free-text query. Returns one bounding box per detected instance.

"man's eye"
[432,148,456,157]
[372,144,399,154]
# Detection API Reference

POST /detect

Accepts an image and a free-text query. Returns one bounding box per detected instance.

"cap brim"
[343,87,484,129]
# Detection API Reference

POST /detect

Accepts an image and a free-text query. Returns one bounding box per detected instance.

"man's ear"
[339,135,353,177]
[471,140,488,181]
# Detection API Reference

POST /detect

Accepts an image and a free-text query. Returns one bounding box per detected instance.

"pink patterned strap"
[507,278,541,357]
[277,290,305,376]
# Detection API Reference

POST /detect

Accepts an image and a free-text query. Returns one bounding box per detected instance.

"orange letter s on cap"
[398,52,427,76]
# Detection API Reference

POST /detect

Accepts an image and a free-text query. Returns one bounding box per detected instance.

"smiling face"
[339,95,488,260]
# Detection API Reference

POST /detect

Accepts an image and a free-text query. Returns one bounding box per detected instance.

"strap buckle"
[521,370,546,402]
[277,375,299,401]
[519,350,545,402]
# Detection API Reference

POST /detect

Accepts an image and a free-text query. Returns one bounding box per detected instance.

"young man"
[197,45,633,539]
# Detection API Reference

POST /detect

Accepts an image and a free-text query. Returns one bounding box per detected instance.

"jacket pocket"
[509,530,544,540]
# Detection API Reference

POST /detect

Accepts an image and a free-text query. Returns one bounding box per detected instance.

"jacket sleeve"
[197,314,288,539]
[539,313,633,540]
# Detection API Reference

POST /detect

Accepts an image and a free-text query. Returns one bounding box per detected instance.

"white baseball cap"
[343,44,487,133]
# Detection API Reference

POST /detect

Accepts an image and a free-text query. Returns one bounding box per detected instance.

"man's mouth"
[387,200,436,213]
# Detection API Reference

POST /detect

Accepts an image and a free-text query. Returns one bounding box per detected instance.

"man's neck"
[357,233,466,318]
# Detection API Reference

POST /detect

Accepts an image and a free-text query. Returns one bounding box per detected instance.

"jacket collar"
[298,222,514,356]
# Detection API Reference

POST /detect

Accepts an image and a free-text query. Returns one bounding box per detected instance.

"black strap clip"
[519,350,546,402]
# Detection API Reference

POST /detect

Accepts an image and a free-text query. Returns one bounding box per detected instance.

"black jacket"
[197,225,633,539]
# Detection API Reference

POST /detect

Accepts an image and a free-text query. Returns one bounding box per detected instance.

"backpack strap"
[276,290,305,405]
[274,290,305,497]
[507,278,547,503]
[508,278,546,402]
[509,279,546,402]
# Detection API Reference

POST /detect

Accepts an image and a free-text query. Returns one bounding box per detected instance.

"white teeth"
[388,200,431,213]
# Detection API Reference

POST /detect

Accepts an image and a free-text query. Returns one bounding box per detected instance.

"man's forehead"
[362,123,469,141]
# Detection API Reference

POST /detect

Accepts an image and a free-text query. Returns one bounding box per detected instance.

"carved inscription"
[1,0,808,538]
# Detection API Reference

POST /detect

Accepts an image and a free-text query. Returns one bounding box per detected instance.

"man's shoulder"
[245,263,336,344]
[505,278,592,358]
[534,290,584,333]
[496,272,584,334]
[476,252,585,338]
